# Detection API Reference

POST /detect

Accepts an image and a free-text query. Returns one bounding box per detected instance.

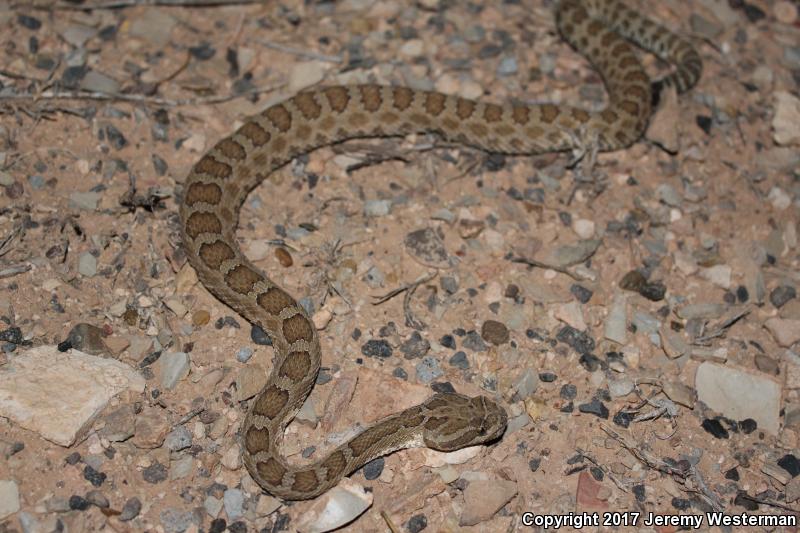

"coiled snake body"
[180,0,701,500]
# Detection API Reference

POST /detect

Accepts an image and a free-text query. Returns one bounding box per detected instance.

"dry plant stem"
[0,84,284,107]
[510,255,584,281]
[257,39,342,64]
[26,0,265,9]
[600,424,724,512]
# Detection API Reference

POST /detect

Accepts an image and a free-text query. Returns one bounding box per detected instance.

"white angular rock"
[604,293,628,344]
[289,61,326,92]
[157,352,190,390]
[296,478,372,533]
[765,318,800,347]
[695,362,781,435]
[0,479,20,520]
[422,445,482,467]
[0,346,145,446]
[459,479,518,526]
[773,91,800,146]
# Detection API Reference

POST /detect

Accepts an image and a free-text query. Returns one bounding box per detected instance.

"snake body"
[179,0,701,500]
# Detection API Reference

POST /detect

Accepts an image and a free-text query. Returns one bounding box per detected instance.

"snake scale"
[179,0,701,500]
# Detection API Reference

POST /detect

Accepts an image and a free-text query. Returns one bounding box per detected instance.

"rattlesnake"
[180,0,701,500]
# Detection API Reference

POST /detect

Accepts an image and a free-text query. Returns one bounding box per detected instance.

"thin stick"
[25,0,265,9]
[0,83,284,107]
[257,39,342,64]
[380,511,400,533]
[601,424,724,512]
[510,255,583,281]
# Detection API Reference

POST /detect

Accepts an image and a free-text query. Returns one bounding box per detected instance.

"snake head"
[421,393,508,452]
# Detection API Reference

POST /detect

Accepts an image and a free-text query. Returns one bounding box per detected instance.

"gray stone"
[541,239,601,268]
[78,252,97,277]
[288,61,326,92]
[608,377,634,398]
[677,303,725,320]
[165,426,192,451]
[460,479,517,526]
[405,228,449,268]
[158,352,190,389]
[603,293,628,344]
[27,174,45,189]
[160,507,195,533]
[204,495,223,518]
[765,318,800,347]
[695,362,781,435]
[235,346,254,363]
[656,183,682,207]
[62,25,96,46]
[497,56,518,76]
[80,70,120,94]
[415,356,443,384]
[98,404,136,442]
[512,368,539,399]
[362,265,385,288]
[66,323,107,355]
[223,488,245,520]
[0,479,20,520]
[364,199,392,217]
[18,511,39,533]
[170,456,193,480]
[129,10,176,47]
[68,191,101,210]
[689,13,723,39]
[119,497,142,521]
[631,310,660,335]
[771,285,797,308]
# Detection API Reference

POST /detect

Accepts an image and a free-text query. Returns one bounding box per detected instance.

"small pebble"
[83,465,107,487]
[165,426,192,451]
[701,418,729,439]
[415,356,443,383]
[223,488,245,520]
[362,457,384,480]
[236,346,254,363]
[400,332,430,359]
[192,310,210,326]
[85,490,109,508]
[448,351,469,369]
[578,399,609,419]
[556,326,595,356]
[361,339,392,358]
[778,454,800,478]
[142,462,169,483]
[770,285,796,308]
[481,320,509,345]
[69,495,90,511]
[407,514,428,533]
[275,247,293,267]
[251,325,272,345]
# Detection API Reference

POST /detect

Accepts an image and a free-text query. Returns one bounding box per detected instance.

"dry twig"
[24,0,265,9]
[372,271,438,330]
[601,424,724,512]
[510,255,584,281]
[257,39,342,64]
[0,83,284,108]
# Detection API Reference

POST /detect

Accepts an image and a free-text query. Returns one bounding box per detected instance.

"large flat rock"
[695,362,781,435]
[0,346,145,446]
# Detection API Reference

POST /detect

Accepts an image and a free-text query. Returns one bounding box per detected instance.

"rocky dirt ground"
[1,0,800,532]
